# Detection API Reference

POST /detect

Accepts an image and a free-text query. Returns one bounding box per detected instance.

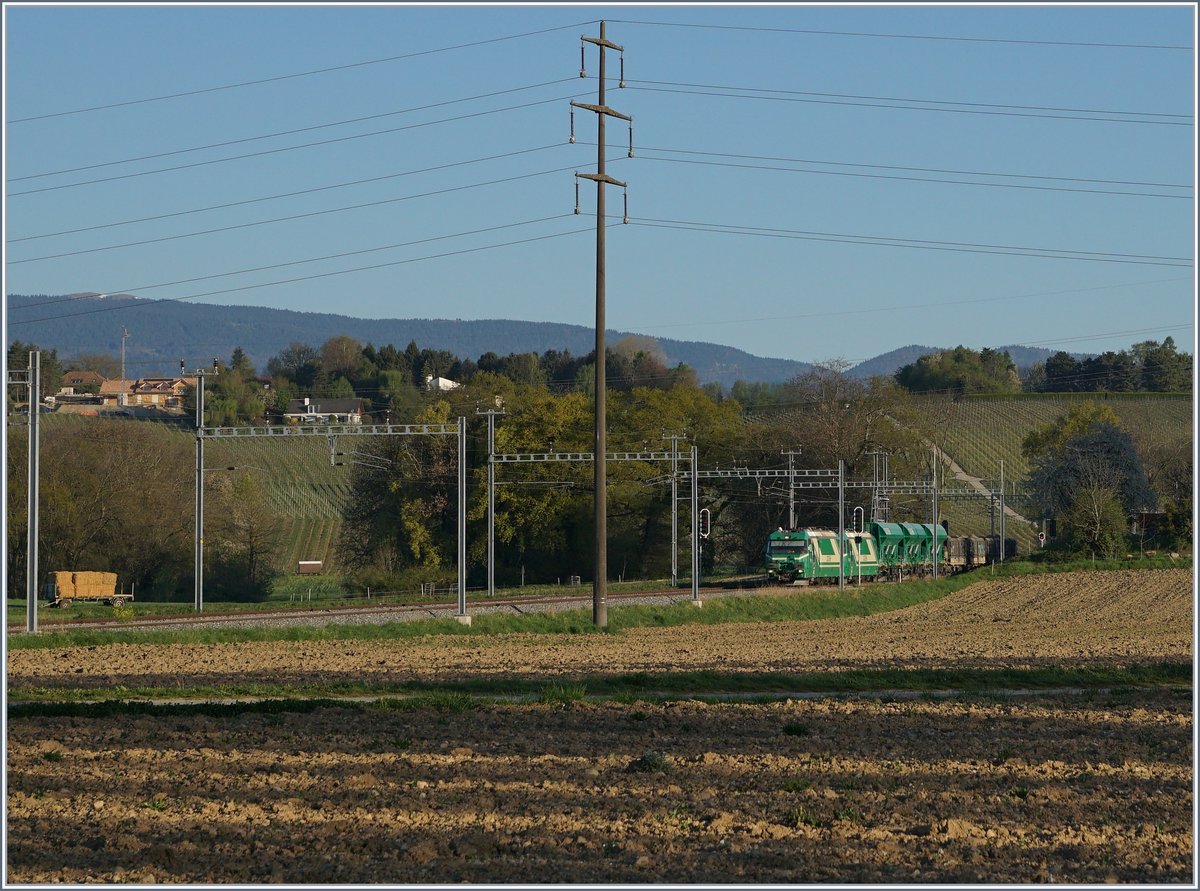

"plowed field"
[6,569,1194,883]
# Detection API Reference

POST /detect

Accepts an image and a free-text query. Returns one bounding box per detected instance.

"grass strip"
[8,662,1190,713]
[7,557,1190,651]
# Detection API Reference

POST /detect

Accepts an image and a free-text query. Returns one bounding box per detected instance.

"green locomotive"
[765,522,1007,585]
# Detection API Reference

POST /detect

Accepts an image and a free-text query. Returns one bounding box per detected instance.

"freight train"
[765,522,1016,585]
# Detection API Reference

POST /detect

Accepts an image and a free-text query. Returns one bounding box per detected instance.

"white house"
[425,375,461,392]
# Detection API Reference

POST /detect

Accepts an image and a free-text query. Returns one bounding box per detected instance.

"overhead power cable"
[9,221,616,327]
[635,153,1189,200]
[632,276,1192,332]
[625,78,1190,120]
[7,144,565,244]
[627,84,1191,126]
[8,93,588,197]
[12,215,576,312]
[10,79,579,183]
[1017,323,1194,348]
[608,18,1193,51]
[7,162,606,264]
[577,141,1192,190]
[625,215,1194,267]
[7,20,599,124]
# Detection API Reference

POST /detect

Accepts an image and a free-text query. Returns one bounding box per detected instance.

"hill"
[848,344,1093,379]
[6,293,813,386]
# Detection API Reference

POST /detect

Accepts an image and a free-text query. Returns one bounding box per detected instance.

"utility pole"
[120,327,130,384]
[186,358,219,612]
[931,449,939,580]
[26,352,40,633]
[690,445,700,603]
[663,433,684,586]
[999,460,1006,565]
[782,449,801,529]
[477,403,505,598]
[573,19,631,628]
[457,415,468,623]
[867,449,890,523]
[837,459,845,591]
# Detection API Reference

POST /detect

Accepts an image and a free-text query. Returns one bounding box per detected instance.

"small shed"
[297,560,323,575]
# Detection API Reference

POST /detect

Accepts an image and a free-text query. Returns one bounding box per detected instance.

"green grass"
[7,577,704,625]
[8,556,1187,650]
[7,663,1190,711]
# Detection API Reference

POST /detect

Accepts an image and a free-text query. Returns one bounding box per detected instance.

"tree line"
[892,339,1191,396]
[6,336,1192,600]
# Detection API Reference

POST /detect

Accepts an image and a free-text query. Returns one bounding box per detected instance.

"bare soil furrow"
[6,569,1193,883]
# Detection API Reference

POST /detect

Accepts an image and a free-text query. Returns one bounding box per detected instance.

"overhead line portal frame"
[199,420,469,621]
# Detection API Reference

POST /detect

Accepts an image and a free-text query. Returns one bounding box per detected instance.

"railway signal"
[698,508,711,539]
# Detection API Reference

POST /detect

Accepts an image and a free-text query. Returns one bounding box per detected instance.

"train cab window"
[858,538,871,555]
[770,540,807,554]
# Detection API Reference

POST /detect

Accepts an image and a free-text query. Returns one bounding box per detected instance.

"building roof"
[98,379,134,395]
[284,397,366,415]
[61,370,107,385]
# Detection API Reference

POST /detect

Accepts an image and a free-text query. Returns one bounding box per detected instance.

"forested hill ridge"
[848,344,1092,379]
[6,293,813,386]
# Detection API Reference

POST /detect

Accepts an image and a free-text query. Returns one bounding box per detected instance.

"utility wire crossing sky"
[3,3,1195,366]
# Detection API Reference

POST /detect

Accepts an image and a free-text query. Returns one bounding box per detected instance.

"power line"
[7,163,600,264]
[9,79,579,183]
[10,215,576,312]
[7,144,565,244]
[636,153,1188,200]
[627,215,1194,267]
[627,84,1192,126]
[7,93,588,198]
[578,141,1192,190]
[625,78,1191,120]
[9,222,604,326]
[6,21,599,124]
[633,277,1193,332]
[608,18,1193,51]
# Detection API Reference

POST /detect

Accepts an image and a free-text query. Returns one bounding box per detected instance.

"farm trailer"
[42,571,132,608]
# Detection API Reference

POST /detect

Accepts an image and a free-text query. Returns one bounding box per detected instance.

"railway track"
[8,586,763,634]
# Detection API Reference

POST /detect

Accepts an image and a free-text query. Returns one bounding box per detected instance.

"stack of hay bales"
[50,571,117,601]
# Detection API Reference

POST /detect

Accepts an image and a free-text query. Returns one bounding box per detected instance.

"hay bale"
[52,571,75,598]
[68,571,117,598]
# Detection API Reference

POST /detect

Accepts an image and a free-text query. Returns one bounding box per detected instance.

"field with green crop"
[199,434,352,573]
[910,393,1191,542]
[914,393,1191,484]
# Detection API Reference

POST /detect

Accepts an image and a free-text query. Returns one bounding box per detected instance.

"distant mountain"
[847,343,1095,379]
[847,345,940,379]
[6,293,814,386]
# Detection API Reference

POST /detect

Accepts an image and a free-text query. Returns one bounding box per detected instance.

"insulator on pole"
[569,107,575,143]
[579,43,586,78]
[619,54,626,88]
[623,187,629,224]
[574,179,581,215]
[627,120,634,158]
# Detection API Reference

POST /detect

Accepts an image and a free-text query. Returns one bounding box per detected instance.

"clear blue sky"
[4,3,1195,367]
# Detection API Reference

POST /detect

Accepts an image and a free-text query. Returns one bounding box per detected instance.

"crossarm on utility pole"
[576,172,627,188]
[570,101,632,122]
